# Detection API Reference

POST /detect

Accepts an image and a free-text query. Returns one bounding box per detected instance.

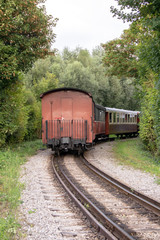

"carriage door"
[60,98,73,137]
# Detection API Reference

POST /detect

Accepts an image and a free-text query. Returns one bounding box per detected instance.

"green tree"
[102,28,138,78]
[111,0,160,23]
[111,0,160,75]
[77,49,91,68]
[61,47,79,63]
[110,0,160,155]
[33,72,60,100]
[60,61,95,92]
[0,0,58,146]
[0,81,28,145]
[24,89,41,140]
[0,0,58,89]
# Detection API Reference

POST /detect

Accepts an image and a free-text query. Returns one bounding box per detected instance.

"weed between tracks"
[0,140,44,240]
[113,138,160,184]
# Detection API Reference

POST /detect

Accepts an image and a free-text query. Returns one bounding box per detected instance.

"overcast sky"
[45,0,129,52]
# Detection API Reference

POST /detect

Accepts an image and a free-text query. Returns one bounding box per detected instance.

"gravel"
[19,149,102,240]
[84,141,160,202]
[19,141,160,239]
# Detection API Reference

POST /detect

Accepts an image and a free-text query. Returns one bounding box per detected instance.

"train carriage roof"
[40,87,93,99]
[105,107,140,115]
[95,103,106,111]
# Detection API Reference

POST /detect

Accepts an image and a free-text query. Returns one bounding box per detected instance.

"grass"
[113,138,160,184]
[0,139,44,240]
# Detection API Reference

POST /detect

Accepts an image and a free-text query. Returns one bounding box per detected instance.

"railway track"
[52,154,160,240]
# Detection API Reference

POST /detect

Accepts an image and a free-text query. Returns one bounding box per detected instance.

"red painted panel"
[105,112,109,135]
[61,98,73,119]
[41,89,93,144]
[93,121,105,135]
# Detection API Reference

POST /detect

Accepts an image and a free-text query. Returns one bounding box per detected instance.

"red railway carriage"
[40,88,139,154]
[40,88,98,154]
[93,104,106,138]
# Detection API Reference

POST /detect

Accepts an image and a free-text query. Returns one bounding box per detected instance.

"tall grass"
[0,140,44,239]
[113,138,160,183]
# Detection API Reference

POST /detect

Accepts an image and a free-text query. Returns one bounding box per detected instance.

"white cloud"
[45,0,129,52]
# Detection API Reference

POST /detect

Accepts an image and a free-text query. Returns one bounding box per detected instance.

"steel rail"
[52,156,135,240]
[82,155,160,217]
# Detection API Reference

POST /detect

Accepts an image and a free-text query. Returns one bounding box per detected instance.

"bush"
[139,81,158,154]
[0,82,28,147]
[24,89,41,140]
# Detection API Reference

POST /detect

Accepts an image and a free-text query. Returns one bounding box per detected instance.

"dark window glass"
[109,113,112,123]
[113,113,116,123]
[117,113,119,123]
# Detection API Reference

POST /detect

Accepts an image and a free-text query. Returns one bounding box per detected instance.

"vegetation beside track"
[113,138,160,184]
[0,140,44,240]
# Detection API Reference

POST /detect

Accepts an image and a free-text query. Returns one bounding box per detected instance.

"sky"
[45,0,130,52]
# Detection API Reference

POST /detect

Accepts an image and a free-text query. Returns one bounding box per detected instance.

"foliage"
[23,47,139,110]
[33,72,60,100]
[60,61,97,94]
[0,80,28,146]
[110,0,160,76]
[24,89,41,140]
[139,78,157,152]
[109,0,160,156]
[111,0,160,23]
[102,28,138,78]
[0,0,58,146]
[0,140,44,239]
[0,0,58,89]
[0,42,139,147]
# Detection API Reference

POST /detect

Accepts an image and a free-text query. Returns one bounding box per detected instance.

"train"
[40,88,139,155]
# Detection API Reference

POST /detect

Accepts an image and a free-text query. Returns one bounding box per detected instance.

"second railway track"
[52,153,160,240]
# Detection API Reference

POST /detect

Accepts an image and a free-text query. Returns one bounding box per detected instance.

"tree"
[0,0,58,146]
[0,0,58,89]
[0,80,28,145]
[60,61,96,92]
[110,0,160,156]
[77,49,91,68]
[111,0,160,23]
[102,28,138,78]
[110,0,160,75]
[33,72,60,100]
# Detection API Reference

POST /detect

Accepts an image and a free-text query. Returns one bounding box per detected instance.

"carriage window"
[134,115,137,123]
[119,113,122,123]
[135,115,137,122]
[130,115,132,123]
[113,113,116,123]
[131,116,133,123]
[95,107,99,121]
[128,114,130,123]
[109,113,112,123]
[125,114,128,123]
[95,107,105,122]
[120,113,123,123]
[117,113,120,123]
[122,114,125,123]
[99,110,105,122]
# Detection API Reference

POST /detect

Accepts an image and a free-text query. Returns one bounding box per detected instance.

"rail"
[82,155,160,217]
[52,156,136,240]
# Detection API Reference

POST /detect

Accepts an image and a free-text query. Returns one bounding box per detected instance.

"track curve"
[52,154,160,239]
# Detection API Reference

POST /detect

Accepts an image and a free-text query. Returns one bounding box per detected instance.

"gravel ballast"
[84,141,160,202]
[19,141,160,239]
[19,150,102,240]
